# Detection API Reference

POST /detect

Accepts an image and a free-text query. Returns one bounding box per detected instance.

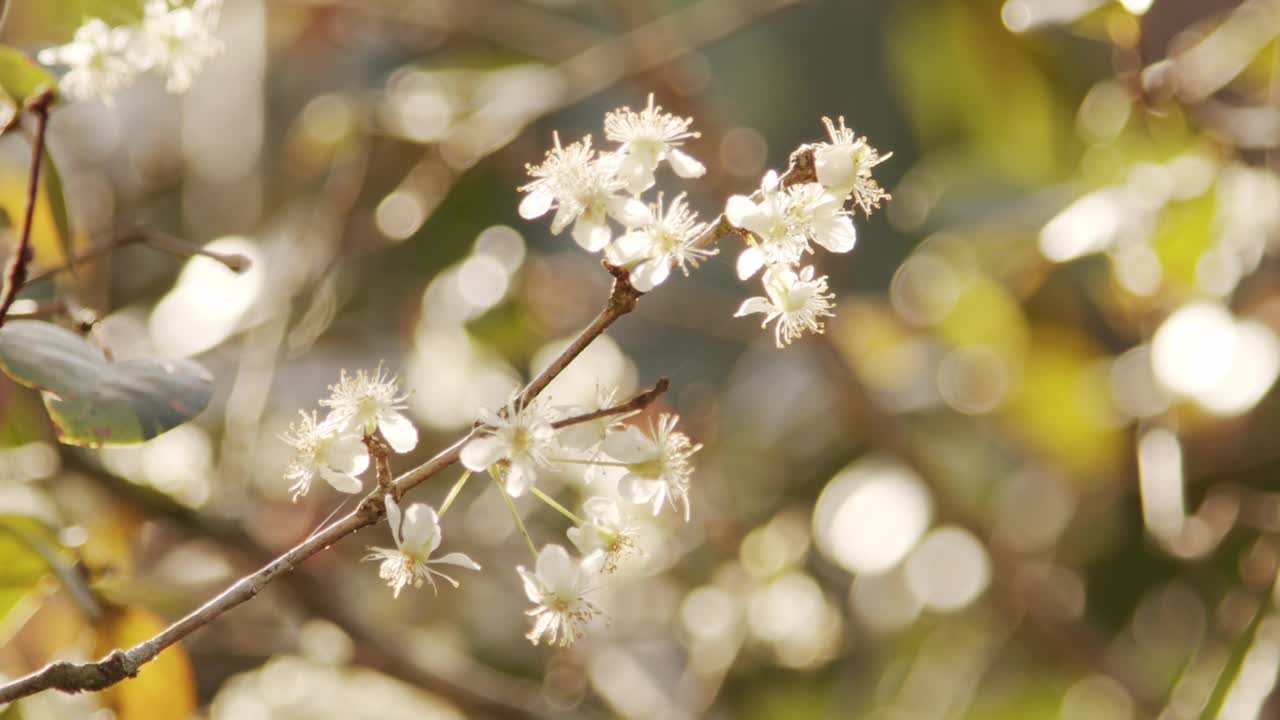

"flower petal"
[572,216,612,252]
[319,466,363,494]
[736,247,765,280]
[461,436,505,472]
[400,503,440,556]
[385,495,403,547]
[812,214,856,253]
[378,411,419,454]
[602,425,654,463]
[504,459,535,497]
[607,196,652,228]
[734,296,775,318]
[620,473,661,505]
[725,195,758,227]
[519,189,554,220]
[536,544,578,592]
[433,552,481,571]
[668,148,706,178]
[631,258,669,292]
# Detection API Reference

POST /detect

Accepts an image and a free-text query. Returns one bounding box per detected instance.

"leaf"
[0,516,54,629]
[0,320,214,446]
[95,607,196,720]
[38,147,74,280]
[0,46,54,106]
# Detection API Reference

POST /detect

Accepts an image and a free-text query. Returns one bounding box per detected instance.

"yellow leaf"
[95,607,196,720]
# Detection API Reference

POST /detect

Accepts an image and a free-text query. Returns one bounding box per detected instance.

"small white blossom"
[517,544,605,647]
[814,116,891,215]
[519,134,650,252]
[37,19,136,104]
[364,496,480,598]
[604,94,706,195]
[280,410,369,500]
[727,173,856,280]
[606,193,715,292]
[602,414,701,521]
[320,364,418,453]
[734,265,836,348]
[556,386,635,456]
[567,497,639,573]
[461,394,559,496]
[133,0,224,93]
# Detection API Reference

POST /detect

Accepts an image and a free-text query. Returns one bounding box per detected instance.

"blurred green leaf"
[1154,191,1216,292]
[0,45,53,106]
[0,320,214,447]
[0,515,57,632]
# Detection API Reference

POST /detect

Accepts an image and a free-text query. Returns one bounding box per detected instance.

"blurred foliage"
[1,0,1280,719]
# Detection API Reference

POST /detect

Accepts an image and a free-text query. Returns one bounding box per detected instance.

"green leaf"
[0,46,54,106]
[0,515,57,635]
[0,320,214,447]
[38,147,74,279]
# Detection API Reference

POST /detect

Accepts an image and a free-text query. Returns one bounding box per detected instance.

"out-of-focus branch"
[0,89,55,328]
[23,228,250,287]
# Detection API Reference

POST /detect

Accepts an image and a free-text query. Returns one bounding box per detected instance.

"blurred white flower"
[735,265,835,347]
[321,364,418,453]
[518,134,650,252]
[726,174,855,279]
[37,19,136,104]
[280,411,368,501]
[461,395,559,496]
[133,0,224,93]
[602,414,701,521]
[605,193,715,292]
[556,386,635,456]
[517,544,604,646]
[364,496,480,598]
[567,496,639,573]
[814,116,891,215]
[604,94,706,195]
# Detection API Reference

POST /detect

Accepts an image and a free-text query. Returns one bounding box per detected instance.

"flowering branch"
[0,378,670,706]
[0,88,55,329]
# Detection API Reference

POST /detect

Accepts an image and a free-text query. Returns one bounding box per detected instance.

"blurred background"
[2,0,1280,717]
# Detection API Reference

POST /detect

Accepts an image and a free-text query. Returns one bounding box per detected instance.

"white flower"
[604,94,706,195]
[320,364,418,453]
[555,386,634,455]
[605,193,715,292]
[364,496,480,598]
[133,0,223,93]
[461,395,559,496]
[517,544,605,647]
[518,134,651,252]
[567,497,639,573]
[280,410,369,500]
[602,414,701,521]
[814,116,891,215]
[726,173,856,280]
[734,265,836,348]
[37,19,137,104]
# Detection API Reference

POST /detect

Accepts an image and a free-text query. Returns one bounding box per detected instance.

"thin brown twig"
[22,228,250,287]
[0,372,671,706]
[0,89,55,328]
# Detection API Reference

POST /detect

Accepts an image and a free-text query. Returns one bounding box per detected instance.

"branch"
[23,227,251,286]
[0,380,671,706]
[551,376,670,429]
[0,89,55,328]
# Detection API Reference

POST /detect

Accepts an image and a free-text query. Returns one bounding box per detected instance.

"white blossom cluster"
[279,364,700,648]
[518,101,889,348]
[280,365,417,501]
[461,391,701,646]
[730,117,891,347]
[37,0,223,104]
[518,94,713,292]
